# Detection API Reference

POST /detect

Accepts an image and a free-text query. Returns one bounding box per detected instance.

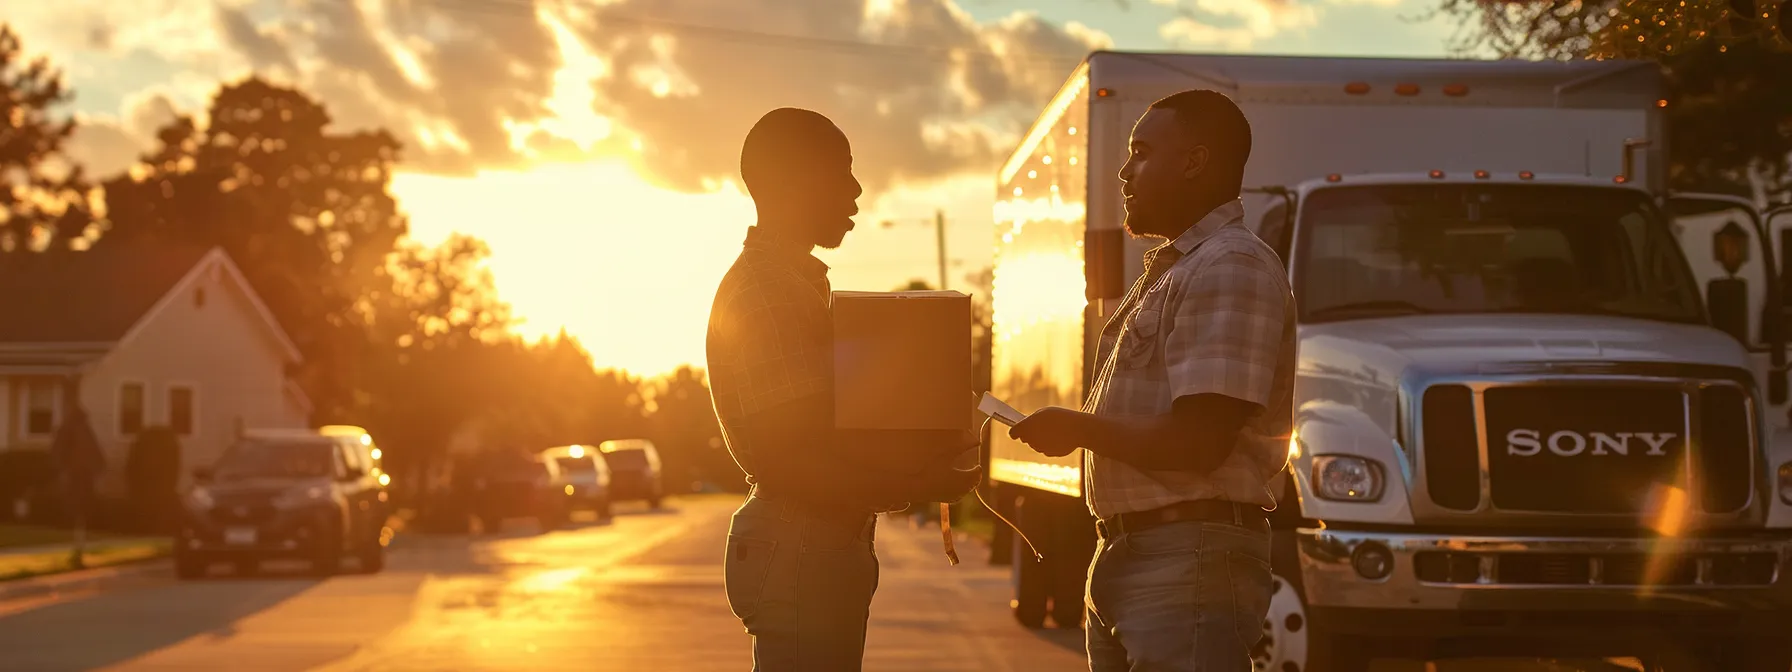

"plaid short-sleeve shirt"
[1083,200,1298,518]
[705,226,833,482]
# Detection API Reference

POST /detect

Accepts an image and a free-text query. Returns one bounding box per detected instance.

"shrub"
[125,427,183,533]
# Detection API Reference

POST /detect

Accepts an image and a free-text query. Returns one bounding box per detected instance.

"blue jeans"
[1085,519,1274,672]
[724,495,879,671]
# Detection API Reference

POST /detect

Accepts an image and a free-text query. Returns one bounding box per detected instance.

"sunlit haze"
[18,0,1456,377]
[395,165,997,377]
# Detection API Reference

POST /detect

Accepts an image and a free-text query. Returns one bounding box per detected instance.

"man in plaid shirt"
[1010,90,1296,671]
[707,108,981,671]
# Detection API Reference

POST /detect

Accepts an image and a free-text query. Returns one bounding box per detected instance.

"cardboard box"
[832,290,973,431]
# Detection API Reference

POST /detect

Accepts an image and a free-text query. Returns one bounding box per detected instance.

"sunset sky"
[14,0,1460,378]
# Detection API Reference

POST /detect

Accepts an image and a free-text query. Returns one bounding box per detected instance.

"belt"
[748,484,876,530]
[1096,499,1269,540]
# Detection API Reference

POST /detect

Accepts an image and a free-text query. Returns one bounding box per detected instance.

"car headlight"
[274,486,329,509]
[1778,461,1792,505]
[185,488,215,511]
[1312,455,1385,502]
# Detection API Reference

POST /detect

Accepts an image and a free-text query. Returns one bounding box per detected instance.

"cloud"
[1151,0,1392,49]
[61,91,183,178]
[20,0,1108,196]
[570,0,1108,192]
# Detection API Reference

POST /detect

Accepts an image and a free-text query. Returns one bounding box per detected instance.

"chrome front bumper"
[1298,527,1792,613]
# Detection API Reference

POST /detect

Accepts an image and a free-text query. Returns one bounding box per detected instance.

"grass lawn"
[0,538,173,582]
[0,524,120,550]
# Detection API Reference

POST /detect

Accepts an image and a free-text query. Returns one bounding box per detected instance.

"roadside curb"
[0,557,171,603]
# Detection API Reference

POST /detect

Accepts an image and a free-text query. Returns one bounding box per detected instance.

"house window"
[169,386,195,435]
[119,383,145,435]
[24,382,57,436]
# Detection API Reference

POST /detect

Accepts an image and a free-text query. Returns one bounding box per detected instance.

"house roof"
[0,241,214,344]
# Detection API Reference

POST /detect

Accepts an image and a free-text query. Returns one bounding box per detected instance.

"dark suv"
[600,439,664,509]
[459,449,569,533]
[174,432,387,578]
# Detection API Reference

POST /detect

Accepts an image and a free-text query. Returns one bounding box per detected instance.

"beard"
[815,217,854,249]
[1123,210,1167,240]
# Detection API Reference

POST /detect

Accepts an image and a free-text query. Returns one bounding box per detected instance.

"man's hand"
[1009,406,1087,457]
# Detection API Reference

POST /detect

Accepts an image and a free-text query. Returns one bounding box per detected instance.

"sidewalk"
[0,537,173,602]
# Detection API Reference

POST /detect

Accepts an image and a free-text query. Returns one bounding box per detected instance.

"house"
[0,241,312,494]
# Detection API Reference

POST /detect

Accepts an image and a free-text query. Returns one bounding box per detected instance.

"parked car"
[458,449,569,533]
[541,445,611,519]
[174,429,388,579]
[599,439,663,509]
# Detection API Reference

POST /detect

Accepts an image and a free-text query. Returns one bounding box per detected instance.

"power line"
[407,0,1089,70]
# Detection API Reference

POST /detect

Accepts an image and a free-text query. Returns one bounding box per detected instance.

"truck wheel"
[358,530,385,574]
[1252,571,1372,672]
[1012,533,1049,629]
[312,524,343,577]
[594,498,611,520]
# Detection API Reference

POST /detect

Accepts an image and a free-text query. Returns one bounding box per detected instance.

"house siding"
[82,256,308,493]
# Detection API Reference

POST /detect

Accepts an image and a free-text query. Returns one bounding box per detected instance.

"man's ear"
[1184,145,1209,180]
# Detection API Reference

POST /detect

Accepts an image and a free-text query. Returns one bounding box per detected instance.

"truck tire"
[312,523,343,577]
[1011,494,1050,629]
[358,529,385,574]
[1252,569,1370,672]
[1012,531,1049,629]
[1259,492,1374,672]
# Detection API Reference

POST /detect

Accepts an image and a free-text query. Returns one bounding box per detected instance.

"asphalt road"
[0,496,1675,671]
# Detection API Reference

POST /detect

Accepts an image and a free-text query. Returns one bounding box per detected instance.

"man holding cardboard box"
[706,108,982,671]
[1008,91,1296,671]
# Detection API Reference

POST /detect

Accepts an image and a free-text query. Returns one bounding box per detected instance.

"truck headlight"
[1313,455,1385,502]
[1778,462,1792,505]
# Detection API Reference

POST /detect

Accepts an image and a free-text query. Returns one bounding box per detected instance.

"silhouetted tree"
[0,25,98,253]
[646,367,729,494]
[358,234,516,487]
[98,77,410,418]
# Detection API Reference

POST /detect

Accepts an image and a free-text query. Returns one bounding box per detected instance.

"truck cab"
[988,50,1792,671]
[1250,171,1792,670]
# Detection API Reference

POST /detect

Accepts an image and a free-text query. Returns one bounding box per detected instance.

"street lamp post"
[883,209,949,291]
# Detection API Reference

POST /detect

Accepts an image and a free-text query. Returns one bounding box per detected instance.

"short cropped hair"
[740,107,843,199]
[1147,90,1252,194]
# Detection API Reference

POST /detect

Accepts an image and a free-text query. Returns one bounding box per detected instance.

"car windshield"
[555,457,595,473]
[1294,184,1704,325]
[604,449,649,470]
[214,439,335,480]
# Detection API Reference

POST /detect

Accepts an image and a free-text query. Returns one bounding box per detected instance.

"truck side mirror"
[1766,204,1792,406]
[1707,277,1749,344]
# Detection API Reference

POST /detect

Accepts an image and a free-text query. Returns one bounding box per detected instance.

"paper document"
[978,393,1028,427]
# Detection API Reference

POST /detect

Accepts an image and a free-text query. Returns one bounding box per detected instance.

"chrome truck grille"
[1419,379,1754,516]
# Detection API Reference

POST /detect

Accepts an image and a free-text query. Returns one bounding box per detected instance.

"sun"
[391,162,755,378]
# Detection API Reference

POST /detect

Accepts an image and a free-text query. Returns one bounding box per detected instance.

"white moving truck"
[988,52,1792,671]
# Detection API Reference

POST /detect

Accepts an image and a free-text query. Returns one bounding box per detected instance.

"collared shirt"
[1082,200,1298,518]
[705,226,833,483]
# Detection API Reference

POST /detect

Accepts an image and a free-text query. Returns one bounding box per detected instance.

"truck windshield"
[1293,184,1703,325]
